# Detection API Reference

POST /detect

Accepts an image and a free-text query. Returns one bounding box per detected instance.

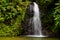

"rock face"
[22,3,34,35]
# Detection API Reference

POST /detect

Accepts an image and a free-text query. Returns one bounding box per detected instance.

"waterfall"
[25,2,47,37]
[26,2,47,37]
[33,2,42,35]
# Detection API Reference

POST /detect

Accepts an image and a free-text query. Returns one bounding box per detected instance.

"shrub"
[0,0,28,36]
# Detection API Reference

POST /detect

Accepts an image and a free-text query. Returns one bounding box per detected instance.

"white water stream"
[27,2,47,37]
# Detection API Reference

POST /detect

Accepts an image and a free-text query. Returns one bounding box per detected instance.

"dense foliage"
[51,0,60,32]
[0,0,28,36]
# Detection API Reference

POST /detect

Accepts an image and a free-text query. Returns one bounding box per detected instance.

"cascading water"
[26,2,47,37]
[33,2,42,35]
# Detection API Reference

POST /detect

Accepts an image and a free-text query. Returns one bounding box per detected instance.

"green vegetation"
[51,0,60,32]
[0,0,60,36]
[0,0,28,36]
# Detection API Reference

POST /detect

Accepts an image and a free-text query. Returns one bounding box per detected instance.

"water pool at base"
[0,37,59,40]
